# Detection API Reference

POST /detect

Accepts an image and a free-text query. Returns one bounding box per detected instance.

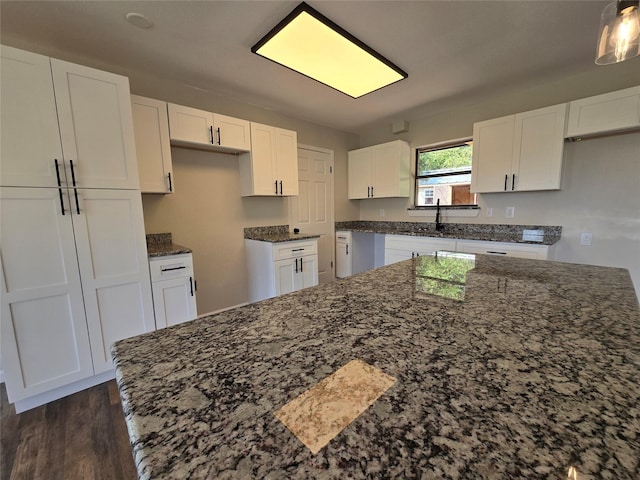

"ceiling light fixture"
[251,2,407,98]
[596,0,640,64]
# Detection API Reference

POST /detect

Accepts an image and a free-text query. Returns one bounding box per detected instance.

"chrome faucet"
[435,198,443,232]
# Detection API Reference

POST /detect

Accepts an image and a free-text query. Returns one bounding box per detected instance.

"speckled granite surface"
[146,233,192,257]
[335,221,562,245]
[244,225,320,242]
[113,254,639,479]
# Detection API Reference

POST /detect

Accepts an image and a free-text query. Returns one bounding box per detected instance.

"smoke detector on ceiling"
[125,13,154,29]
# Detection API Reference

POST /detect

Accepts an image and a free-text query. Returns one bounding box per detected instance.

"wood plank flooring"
[1,380,138,480]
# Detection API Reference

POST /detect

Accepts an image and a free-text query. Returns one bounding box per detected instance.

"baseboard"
[12,370,115,414]
[198,302,248,318]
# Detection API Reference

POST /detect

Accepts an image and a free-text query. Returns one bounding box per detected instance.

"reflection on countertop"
[113,253,639,479]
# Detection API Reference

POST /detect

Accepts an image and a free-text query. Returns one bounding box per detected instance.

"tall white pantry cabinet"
[0,45,155,411]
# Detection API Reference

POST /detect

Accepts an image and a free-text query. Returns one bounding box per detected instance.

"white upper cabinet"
[167,103,251,153]
[565,86,640,139]
[0,46,65,188]
[348,140,411,199]
[51,59,140,190]
[471,103,567,193]
[239,122,298,196]
[213,113,252,152]
[131,95,174,193]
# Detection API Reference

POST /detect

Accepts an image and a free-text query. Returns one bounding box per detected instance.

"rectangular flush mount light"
[252,2,407,98]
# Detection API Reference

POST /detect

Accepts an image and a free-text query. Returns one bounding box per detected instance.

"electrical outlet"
[505,207,515,218]
[580,232,592,246]
[485,207,493,217]
[379,209,385,217]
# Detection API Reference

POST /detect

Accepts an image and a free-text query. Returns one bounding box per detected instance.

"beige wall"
[131,74,359,314]
[354,79,640,298]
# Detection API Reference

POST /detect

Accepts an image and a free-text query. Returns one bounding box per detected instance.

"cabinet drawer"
[149,254,193,282]
[336,231,352,243]
[272,240,317,260]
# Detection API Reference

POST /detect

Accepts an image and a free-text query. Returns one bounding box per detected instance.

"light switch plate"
[580,232,592,246]
[505,207,515,218]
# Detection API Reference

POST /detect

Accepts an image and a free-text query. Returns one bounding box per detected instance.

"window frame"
[414,138,477,209]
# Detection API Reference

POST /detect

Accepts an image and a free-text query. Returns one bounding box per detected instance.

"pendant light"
[596,0,640,64]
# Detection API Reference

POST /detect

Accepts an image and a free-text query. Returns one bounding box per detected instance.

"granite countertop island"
[113,254,639,479]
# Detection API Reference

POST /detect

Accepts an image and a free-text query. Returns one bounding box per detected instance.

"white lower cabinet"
[0,187,154,405]
[383,234,551,266]
[384,235,457,266]
[149,254,197,329]
[245,238,318,302]
[455,240,550,260]
[335,231,352,278]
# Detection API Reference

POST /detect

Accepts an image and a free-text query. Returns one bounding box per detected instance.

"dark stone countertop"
[112,254,639,479]
[243,225,320,243]
[335,221,562,246]
[146,233,192,258]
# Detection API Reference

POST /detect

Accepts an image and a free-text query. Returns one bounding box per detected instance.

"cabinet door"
[131,95,173,193]
[71,189,155,374]
[0,46,65,188]
[51,59,139,190]
[566,86,640,138]
[0,187,93,402]
[274,258,297,296]
[371,141,410,198]
[348,148,372,199]
[167,103,214,146]
[243,122,277,196]
[513,104,566,191]
[213,113,251,152]
[471,115,515,193]
[276,128,299,196]
[152,276,197,329]
[336,243,352,278]
[298,255,319,290]
[384,249,413,266]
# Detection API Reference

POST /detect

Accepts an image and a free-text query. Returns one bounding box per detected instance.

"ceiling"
[1,0,638,134]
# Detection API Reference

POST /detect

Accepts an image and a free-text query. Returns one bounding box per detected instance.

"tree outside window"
[415,140,477,207]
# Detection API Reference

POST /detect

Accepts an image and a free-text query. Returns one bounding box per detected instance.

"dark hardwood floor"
[1,380,138,480]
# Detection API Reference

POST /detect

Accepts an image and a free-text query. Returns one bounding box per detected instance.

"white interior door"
[0,187,93,401]
[289,145,335,284]
[71,189,155,374]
